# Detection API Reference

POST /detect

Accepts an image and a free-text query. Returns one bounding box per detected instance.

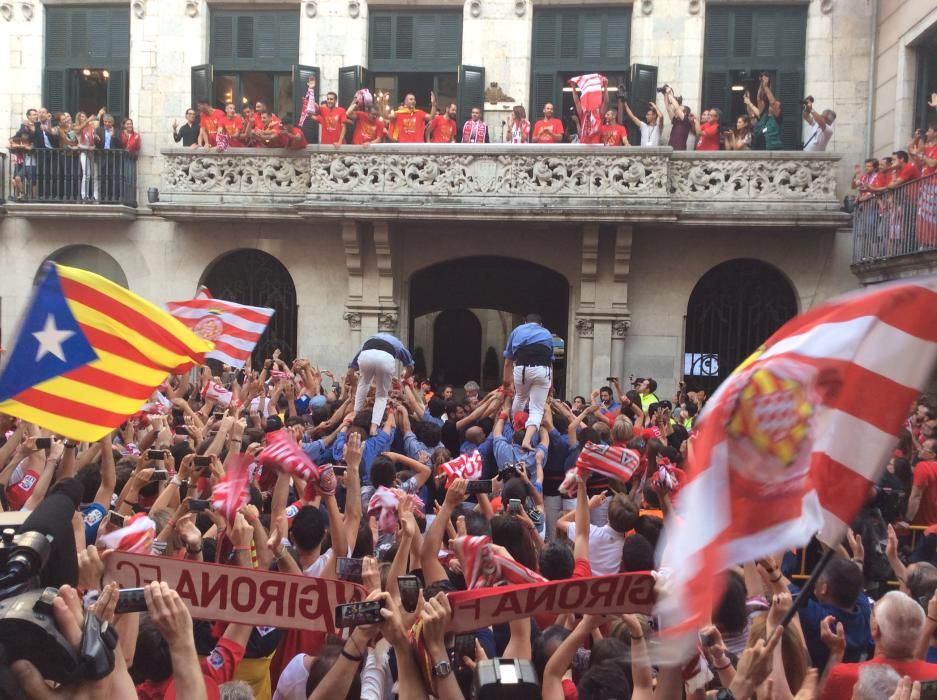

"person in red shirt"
[255,112,286,148]
[532,103,564,144]
[280,119,308,150]
[217,102,244,147]
[913,124,937,247]
[120,117,142,154]
[694,108,721,150]
[388,93,430,143]
[820,591,937,700]
[312,91,348,146]
[428,103,458,143]
[239,106,258,146]
[347,102,386,145]
[196,99,225,148]
[569,78,607,145]
[908,439,937,525]
[598,109,629,147]
[891,150,922,189]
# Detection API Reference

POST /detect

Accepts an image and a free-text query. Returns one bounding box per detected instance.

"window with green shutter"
[368,11,462,72]
[43,6,130,120]
[702,5,807,148]
[210,10,299,71]
[529,7,632,123]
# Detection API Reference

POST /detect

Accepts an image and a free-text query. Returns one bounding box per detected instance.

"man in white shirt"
[619,93,662,147]
[802,98,835,152]
[556,490,638,575]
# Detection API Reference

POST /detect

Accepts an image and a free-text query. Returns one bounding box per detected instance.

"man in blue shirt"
[598,386,620,414]
[347,333,414,429]
[503,314,554,452]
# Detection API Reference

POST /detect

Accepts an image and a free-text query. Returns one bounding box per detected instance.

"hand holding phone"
[398,575,421,613]
[115,587,148,614]
[508,498,522,516]
[35,437,52,449]
[465,480,493,495]
[335,600,384,627]
[337,557,363,584]
[147,449,166,460]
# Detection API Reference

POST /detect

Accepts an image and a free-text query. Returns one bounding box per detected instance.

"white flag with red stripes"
[167,287,274,369]
[658,280,937,637]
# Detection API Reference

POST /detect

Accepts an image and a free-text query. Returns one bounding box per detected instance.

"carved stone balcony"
[153,146,847,226]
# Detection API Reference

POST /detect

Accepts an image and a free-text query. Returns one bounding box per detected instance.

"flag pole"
[780,546,835,628]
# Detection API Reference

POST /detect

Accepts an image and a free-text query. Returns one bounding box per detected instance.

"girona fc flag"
[658,280,937,637]
[167,287,274,369]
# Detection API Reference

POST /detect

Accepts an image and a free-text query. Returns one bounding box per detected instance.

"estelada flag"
[658,279,937,636]
[167,287,274,369]
[0,264,212,442]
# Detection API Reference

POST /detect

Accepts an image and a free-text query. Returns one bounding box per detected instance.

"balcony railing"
[5,148,137,207]
[154,146,845,225]
[852,172,937,265]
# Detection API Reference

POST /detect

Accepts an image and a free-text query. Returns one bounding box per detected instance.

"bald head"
[872,591,925,658]
[464,426,485,445]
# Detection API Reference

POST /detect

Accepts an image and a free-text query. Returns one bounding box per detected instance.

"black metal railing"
[853,171,937,263]
[6,148,136,206]
[0,152,6,203]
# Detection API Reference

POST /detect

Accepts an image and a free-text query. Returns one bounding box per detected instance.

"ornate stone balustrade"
[154,146,845,225]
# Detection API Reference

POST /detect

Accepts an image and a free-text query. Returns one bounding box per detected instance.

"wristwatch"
[432,659,452,679]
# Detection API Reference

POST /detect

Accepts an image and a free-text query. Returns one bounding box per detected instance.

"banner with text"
[106,554,656,634]
[105,552,367,634]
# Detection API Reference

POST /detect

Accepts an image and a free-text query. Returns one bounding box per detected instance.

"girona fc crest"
[192,314,224,341]
[724,359,817,492]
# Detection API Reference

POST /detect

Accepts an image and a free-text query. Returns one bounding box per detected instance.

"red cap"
[512,411,528,430]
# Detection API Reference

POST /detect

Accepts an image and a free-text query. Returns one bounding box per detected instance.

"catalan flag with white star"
[0,263,213,441]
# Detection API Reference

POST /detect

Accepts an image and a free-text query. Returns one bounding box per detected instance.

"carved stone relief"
[669,158,837,201]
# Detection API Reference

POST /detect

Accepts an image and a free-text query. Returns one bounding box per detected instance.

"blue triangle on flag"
[0,264,98,403]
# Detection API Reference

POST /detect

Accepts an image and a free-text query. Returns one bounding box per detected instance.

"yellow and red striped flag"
[0,263,213,441]
[657,279,937,637]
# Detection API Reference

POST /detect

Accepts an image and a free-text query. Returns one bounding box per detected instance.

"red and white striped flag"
[452,535,546,589]
[211,454,251,522]
[658,280,937,637]
[258,428,318,481]
[438,450,483,488]
[570,73,607,139]
[167,287,274,369]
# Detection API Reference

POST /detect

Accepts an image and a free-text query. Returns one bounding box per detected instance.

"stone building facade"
[0,0,933,399]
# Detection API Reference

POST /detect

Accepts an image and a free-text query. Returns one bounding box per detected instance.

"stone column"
[611,319,629,382]
[590,319,613,392]
[575,317,594,397]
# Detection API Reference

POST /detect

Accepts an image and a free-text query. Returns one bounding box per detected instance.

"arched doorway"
[684,258,797,393]
[200,249,298,364]
[432,309,482,388]
[39,245,128,287]
[409,256,569,394]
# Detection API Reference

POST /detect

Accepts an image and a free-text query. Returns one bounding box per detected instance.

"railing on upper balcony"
[852,171,937,264]
[5,148,137,206]
[0,151,6,204]
[154,145,845,224]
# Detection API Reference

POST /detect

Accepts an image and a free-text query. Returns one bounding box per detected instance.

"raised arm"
[93,434,117,509]
[421,478,467,583]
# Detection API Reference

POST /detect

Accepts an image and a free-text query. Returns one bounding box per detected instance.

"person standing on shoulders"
[503,314,554,452]
[346,333,415,430]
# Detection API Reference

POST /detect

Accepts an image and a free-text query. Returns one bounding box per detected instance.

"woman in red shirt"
[121,118,142,154]
[694,109,721,151]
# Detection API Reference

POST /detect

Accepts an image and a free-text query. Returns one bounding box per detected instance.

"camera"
[617,83,629,101]
[498,462,520,481]
[656,84,670,95]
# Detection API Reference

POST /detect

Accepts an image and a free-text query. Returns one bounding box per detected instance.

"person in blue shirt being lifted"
[503,313,554,452]
[346,332,414,428]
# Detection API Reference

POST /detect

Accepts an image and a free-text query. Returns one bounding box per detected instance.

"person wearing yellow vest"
[633,377,660,411]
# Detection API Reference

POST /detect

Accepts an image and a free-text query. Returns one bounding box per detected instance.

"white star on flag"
[33,314,74,362]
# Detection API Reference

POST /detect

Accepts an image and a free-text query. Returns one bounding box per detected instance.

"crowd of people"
[7,106,140,203]
[851,93,937,257]
[1,313,936,700]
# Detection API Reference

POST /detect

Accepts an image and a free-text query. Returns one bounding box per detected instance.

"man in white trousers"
[502,314,554,452]
[346,333,415,428]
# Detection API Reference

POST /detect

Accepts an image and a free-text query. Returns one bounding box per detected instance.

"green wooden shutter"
[437,14,461,65]
[532,72,557,120]
[236,16,254,59]
[733,8,754,58]
[705,9,729,59]
[780,11,807,59]
[70,11,88,61]
[106,69,128,121]
[90,9,110,60]
[629,64,658,108]
[212,15,235,63]
[754,10,776,58]
[292,64,319,124]
[43,69,69,115]
[256,14,276,60]
[457,65,485,123]
[777,69,805,148]
[278,13,300,62]
[532,13,557,61]
[703,71,730,128]
[396,16,414,60]
[191,64,214,106]
[606,12,629,60]
[559,14,578,60]
[110,10,130,60]
[339,66,370,107]
[582,14,602,61]
[45,10,68,65]
[371,16,392,61]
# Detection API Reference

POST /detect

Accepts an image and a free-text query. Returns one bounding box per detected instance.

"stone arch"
[684,258,798,393]
[39,245,129,287]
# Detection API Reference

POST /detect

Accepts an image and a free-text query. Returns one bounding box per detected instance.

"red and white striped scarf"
[367,486,425,534]
[298,83,317,127]
[452,535,546,589]
[559,441,641,496]
[438,450,482,488]
[571,73,607,140]
[210,455,251,522]
[258,429,319,482]
[462,119,487,144]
